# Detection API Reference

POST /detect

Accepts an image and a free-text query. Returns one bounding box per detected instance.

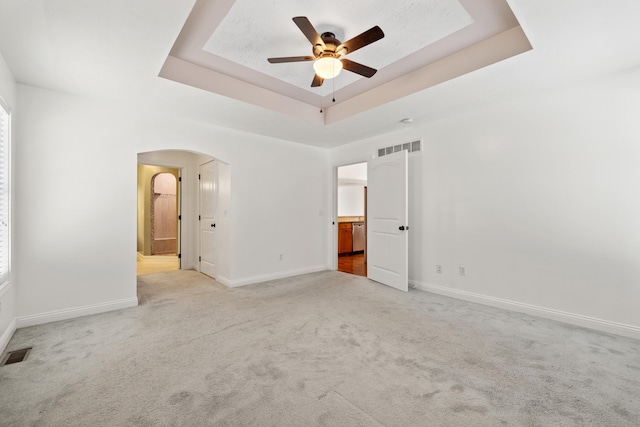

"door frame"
[137,150,231,278]
[331,159,369,271]
[332,154,409,291]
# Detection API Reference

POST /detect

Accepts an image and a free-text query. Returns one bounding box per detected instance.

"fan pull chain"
[333,62,336,103]
[320,76,325,113]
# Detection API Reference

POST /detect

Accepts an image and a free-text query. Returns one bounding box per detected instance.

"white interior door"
[367,150,408,292]
[199,160,217,278]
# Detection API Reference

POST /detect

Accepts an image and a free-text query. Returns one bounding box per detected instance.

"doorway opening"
[337,162,367,277]
[137,150,231,284]
[137,164,180,275]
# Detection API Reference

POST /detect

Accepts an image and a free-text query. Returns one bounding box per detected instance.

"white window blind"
[0,101,9,286]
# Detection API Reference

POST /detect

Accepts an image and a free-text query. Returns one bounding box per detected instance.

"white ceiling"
[0,0,639,148]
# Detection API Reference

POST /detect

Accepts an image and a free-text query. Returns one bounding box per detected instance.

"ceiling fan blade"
[338,26,384,55]
[293,16,325,48]
[268,56,315,64]
[341,58,377,78]
[311,74,324,87]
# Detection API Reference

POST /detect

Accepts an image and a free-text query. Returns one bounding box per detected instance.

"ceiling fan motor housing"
[314,32,346,58]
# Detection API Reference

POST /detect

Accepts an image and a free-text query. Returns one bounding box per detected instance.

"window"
[0,99,9,286]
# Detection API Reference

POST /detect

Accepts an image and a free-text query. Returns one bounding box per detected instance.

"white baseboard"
[137,252,178,262]
[0,318,16,354]
[411,281,640,340]
[16,297,139,329]
[215,274,232,287]
[228,265,328,288]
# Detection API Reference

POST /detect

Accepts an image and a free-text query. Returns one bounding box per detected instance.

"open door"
[199,160,217,278]
[367,150,408,292]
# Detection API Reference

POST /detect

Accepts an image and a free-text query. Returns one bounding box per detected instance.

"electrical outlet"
[459,266,466,276]
[436,265,442,274]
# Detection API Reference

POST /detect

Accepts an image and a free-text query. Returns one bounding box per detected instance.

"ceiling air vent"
[377,140,421,157]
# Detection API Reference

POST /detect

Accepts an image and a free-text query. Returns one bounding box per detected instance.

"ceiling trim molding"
[326,25,532,124]
[159,0,532,125]
[159,55,324,125]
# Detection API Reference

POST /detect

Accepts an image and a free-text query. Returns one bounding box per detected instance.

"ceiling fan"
[268,16,385,87]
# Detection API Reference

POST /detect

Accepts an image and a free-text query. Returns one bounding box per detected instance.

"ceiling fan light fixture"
[313,57,342,79]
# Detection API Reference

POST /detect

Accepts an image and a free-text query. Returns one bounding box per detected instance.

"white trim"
[0,99,10,288]
[0,279,12,299]
[15,297,139,328]
[215,274,232,287]
[0,318,16,354]
[137,252,178,262]
[0,95,10,112]
[227,265,328,288]
[411,280,640,340]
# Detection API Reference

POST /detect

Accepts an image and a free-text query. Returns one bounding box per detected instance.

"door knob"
[211,223,216,228]
[399,226,405,231]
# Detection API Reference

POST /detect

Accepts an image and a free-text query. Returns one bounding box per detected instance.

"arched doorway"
[137,150,231,283]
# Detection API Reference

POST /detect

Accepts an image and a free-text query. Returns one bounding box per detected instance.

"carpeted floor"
[1,270,639,426]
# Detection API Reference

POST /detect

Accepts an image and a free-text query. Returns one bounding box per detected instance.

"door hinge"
[178,215,181,221]
[178,177,182,182]
[198,174,201,180]
[198,215,201,221]
[178,254,181,259]
[199,256,201,262]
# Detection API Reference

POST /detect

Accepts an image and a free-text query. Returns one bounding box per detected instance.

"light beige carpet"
[1,270,639,426]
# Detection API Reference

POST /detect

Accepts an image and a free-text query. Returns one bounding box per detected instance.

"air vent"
[1,347,32,366]
[377,140,422,157]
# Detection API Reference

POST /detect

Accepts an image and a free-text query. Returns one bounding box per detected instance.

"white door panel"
[200,160,217,278]
[367,150,408,292]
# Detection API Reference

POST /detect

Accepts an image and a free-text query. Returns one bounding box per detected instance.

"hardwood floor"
[137,254,179,275]
[338,252,366,277]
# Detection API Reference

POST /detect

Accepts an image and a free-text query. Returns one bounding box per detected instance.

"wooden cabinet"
[338,222,353,254]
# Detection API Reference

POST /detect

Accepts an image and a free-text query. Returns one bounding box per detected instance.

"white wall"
[13,84,328,324]
[7,57,639,339]
[330,68,640,338]
[338,184,365,217]
[216,160,232,285]
[0,51,17,352]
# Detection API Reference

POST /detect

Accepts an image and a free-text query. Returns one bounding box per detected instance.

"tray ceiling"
[160,0,532,125]
[203,0,473,92]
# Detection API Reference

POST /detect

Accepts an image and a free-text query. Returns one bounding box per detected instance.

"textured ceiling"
[203,0,474,92]
[160,0,531,125]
